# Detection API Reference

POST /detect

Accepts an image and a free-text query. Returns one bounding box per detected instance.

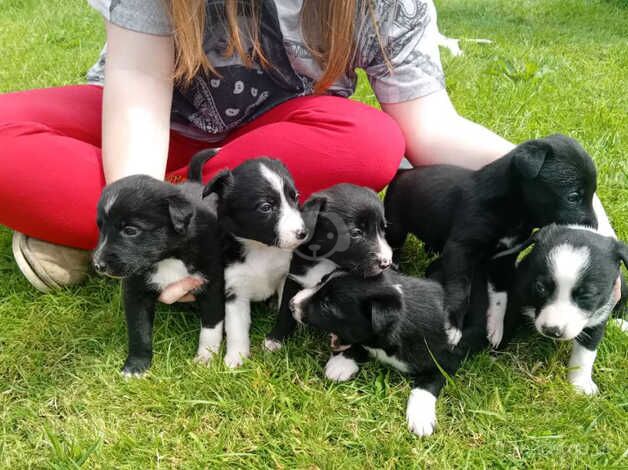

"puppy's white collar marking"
[364,347,410,373]
[149,258,205,291]
[406,388,437,437]
[291,259,338,288]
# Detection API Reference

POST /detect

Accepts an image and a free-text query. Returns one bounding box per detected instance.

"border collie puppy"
[290,270,487,437]
[384,134,598,346]
[202,157,307,368]
[500,224,627,395]
[263,184,393,351]
[93,150,224,376]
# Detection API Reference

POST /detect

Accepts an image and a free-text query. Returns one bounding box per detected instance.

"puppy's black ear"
[364,285,404,332]
[168,195,194,234]
[511,139,550,179]
[203,169,233,199]
[616,240,628,269]
[301,195,327,234]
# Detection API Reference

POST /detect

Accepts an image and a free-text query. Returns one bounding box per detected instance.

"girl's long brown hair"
[168,0,387,94]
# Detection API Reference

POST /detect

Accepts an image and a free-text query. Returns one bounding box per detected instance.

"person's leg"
[167,95,405,200]
[0,85,207,250]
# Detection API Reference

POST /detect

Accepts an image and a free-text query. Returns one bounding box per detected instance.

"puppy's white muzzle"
[289,286,316,323]
[535,302,588,340]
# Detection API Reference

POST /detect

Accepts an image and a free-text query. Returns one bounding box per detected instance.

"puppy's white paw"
[324,354,359,382]
[121,370,146,379]
[571,378,599,396]
[486,290,507,348]
[406,388,437,437]
[446,326,462,346]
[196,323,223,365]
[263,338,282,352]
[224,349,249,369]
[193,349,215,365]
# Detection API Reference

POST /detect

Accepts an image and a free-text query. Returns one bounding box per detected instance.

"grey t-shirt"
[87,0,445,141]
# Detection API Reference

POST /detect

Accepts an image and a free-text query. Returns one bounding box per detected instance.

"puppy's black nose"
[296,228,308,240]
[93,261,107,274]
[541,325,563,338]
[378,258,392,270]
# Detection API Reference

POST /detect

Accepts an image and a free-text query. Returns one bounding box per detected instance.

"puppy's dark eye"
[350,228,363,238]
[258,202,273,213]
[575,286,596,300]
[535,280,547,297]
[567,191,583,203]
[121,226,141,237]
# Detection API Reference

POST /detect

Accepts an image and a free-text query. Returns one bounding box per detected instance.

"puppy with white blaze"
[384,134,598,347]
[290,270,487,437]
[202,157,307,368]
[501,224,628,395]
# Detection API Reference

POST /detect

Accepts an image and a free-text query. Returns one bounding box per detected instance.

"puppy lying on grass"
[290,270,487,437]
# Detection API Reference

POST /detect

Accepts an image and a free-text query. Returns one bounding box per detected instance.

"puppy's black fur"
[499,224,627,394]
[384,134,598,341]
[265,184,393,349]
[290,269,487,436]
[93,150,223,376]
[202,157,307,367]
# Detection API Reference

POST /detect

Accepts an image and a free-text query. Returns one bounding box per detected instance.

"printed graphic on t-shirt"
[87,0,445,138]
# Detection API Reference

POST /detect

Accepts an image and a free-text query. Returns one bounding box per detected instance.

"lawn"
[0,0,626,467]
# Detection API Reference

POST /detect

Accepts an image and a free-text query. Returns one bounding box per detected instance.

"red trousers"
[0,85,404,249]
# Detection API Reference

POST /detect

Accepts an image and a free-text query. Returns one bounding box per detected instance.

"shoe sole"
[11,232,55,293]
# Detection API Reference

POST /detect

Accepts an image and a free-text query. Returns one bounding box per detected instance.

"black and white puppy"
[290,270,487,437]
[384,134,598,346]
[501,224,627,395]
[93,150,224,376]
[264,184,393,351]
[202,157,307,368]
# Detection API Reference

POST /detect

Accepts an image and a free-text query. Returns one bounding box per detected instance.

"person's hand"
[158,277,205,304]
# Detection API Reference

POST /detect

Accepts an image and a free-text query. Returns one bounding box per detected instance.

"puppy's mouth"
[330,333,351,352]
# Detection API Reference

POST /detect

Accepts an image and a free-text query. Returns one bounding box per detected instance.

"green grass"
[1,0,627,467]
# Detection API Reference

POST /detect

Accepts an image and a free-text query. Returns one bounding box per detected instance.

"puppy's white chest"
[293,259,338,288]
[226,245,292,301]
[364,347,410,373]
[149,258,204,291]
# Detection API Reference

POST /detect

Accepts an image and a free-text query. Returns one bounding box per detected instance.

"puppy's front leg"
[441,241,483,345]
[406,373,445,437]
[194,277,225,365]
[568,322,606,395]
[224,296,251,368]
[122,277,157,377]
[264,276,301,351]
